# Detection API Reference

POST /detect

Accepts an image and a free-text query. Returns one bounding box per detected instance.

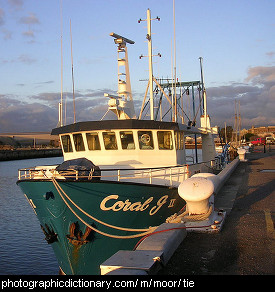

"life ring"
[140,133,151,145]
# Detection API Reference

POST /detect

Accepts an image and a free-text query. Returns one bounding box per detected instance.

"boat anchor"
[40,224,58,244]
[66,221,94,246]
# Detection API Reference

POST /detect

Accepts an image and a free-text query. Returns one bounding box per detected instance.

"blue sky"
[0,0,274,132]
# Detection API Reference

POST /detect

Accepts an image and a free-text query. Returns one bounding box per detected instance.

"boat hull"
[18,179,184,275]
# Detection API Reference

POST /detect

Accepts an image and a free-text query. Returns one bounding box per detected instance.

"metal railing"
[18,157,221,186]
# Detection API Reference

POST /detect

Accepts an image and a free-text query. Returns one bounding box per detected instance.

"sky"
[0,0,274,133]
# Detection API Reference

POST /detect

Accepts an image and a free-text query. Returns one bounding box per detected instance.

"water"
[0,157,63,275]
[0,150,201,275]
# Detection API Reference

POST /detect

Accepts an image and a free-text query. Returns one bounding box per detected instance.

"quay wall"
[0,148,62,161]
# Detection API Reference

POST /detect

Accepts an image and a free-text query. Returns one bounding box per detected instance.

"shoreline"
[0,148,62,161]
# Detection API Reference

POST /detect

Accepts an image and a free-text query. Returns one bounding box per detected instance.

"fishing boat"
[17,9,222,275]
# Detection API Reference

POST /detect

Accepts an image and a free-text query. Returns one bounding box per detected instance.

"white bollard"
[191,173,221,195]
[237,148,246,161]
[178,177,214,215]
[177,173,227,233]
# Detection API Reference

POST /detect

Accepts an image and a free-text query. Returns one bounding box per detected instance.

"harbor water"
[0,150,201,275]
[0,157,62,275]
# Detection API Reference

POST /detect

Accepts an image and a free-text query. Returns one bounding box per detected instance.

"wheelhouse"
[51,120,200,167]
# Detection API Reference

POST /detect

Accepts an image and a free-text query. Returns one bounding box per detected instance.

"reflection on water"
[0,150,201,275]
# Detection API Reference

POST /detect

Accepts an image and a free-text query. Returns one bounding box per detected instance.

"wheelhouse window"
[86,132,101,150]
[138,131,154,150]
[120,131,135,149]
[157,131,173,150]
[61,135,73,153]
[103,132,118,150]
[73,133,85,151]
[175,131,184,150]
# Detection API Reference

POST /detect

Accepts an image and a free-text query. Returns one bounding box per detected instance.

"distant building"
[248,126,275,137]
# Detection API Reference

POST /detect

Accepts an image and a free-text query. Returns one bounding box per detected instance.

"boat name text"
[100,195,171,215]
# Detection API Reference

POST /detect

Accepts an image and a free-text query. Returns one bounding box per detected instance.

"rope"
[134,206,225,250]
[51,178,157,239]
[52,178,153,232]
[133,214,220,251]
[166,205,213,223]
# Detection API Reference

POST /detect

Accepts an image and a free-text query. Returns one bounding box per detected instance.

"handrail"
[18,157,221,186]
[18,166,189,182]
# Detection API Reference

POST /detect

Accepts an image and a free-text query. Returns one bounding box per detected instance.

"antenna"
[110,32,135,45]
[173,0,177,122]
[199,57,207,128]
[64,93,67,125]
[70,19,76,123]
[138,9,161,120]
[59,0,63,127]
[147,8,154,120]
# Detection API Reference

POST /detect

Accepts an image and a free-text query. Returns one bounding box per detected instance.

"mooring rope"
[165,205,213,223]
[51,178,157,239]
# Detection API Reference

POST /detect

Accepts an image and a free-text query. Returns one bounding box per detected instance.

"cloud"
[0,54,36,64]
[1,28,12,40]
[207,66,275,128]
[34,80,54,86]
[22,29,35,38]
[266,51,275,58]
[0,8,5,26]
[19,12,40,25]
[245,66,275,85]
[0,95,57,132]
[26,89,111,125]
[18,12,40,41]
[1,66,274,132]
[207,84,257,99]
[8,0,23,10]
[0,87,139,132]
[18,54,36,64]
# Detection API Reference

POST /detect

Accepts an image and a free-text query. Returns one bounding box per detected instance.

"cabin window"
[157,131,173,150]
[138,131,154,150]
[103,132,118,150]
[73,133,85,151]
[175,131,184,150]
[61,135,73,153]
[86,132,101,150]
[120,131,135,149]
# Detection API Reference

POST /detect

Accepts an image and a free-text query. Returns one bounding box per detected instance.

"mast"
[59,0,63,127]
[138,9,160,121]
[102,33,136,120]
[239,101,242,144]
[199,57,207,129]
[225,122,227,144]
[233,100,241,145]
[233,99,238,144]
[147,9,154,120]
[70,19,76,123]
[173,0,177,122]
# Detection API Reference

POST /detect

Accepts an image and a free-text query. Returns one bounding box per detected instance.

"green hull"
[18,179,184,275]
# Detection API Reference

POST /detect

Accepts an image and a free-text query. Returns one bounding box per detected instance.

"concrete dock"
[158,145,275,275]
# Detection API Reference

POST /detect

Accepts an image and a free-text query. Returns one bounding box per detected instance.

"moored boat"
[17,9,223,275]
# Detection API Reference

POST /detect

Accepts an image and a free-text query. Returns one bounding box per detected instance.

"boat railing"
[18,157,222,186]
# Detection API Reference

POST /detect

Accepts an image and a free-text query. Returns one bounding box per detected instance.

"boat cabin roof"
[51,119,201,136]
